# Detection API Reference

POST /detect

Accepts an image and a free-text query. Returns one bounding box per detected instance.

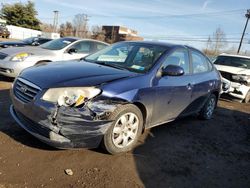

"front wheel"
[103,104,143,154]
[199,94,217,120]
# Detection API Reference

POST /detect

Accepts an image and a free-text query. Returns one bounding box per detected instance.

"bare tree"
[73,14,90,38]
[65,22,74,36]
[212,27,227,55]
[91,25,105,41]
[40,23,54,32]
[59,23,65,37]
[203,27,227,56]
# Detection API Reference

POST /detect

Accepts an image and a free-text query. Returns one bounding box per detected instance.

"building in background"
[6,25,60,40]
[0,18,7,26]
[102,25,143,43]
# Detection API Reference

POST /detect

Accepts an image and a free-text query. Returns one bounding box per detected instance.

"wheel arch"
[133,102,147,131]
[35,60,52,65]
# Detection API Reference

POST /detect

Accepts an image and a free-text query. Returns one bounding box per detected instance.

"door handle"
[187,83,193,90]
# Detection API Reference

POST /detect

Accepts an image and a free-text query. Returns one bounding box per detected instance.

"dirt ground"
[0,76,249,188]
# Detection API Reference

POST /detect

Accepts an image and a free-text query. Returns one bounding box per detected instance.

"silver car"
[0,37,109,77]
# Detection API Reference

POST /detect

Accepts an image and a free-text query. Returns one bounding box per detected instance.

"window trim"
[190,49,213,75]
[66,41,92,54]
[159,47,191,75]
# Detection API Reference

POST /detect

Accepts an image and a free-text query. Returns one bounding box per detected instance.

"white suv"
[214,53,250,103]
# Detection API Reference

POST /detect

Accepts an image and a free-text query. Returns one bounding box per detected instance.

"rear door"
[186,49,215,113]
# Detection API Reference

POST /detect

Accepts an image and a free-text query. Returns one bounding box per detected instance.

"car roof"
[60,37,109,45]
[116,40,205,53]
[219,53,250,59]
[119,40,185,48]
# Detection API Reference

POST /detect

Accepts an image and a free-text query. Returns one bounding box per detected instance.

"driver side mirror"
[68,48,77,54]
[162,65,184,76]
[32,41,40,46]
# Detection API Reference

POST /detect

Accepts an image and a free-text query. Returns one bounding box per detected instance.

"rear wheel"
[103,104,143,154]
[199,94,217,120]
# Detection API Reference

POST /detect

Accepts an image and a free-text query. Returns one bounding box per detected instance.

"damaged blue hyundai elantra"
[10,41,221,154]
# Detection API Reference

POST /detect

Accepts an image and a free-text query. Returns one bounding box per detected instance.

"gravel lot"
[0,76,250,188]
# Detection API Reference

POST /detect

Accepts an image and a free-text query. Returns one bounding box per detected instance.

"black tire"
[244,90,250,103]
[199,94,217,120]
[102,104,143,154]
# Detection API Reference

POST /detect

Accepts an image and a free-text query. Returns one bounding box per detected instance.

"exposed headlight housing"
[232,74,250,82]
[42,87,101,107]
[11,52,31,62]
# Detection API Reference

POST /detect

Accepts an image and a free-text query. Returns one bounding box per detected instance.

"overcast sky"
[2,0,250,52]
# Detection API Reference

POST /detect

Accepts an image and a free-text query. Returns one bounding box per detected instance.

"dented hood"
[0,46,55,57]
[215,64,250,75]
[19,60,137,89]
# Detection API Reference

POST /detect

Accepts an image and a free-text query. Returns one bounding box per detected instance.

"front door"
[62,41,92,61]
[151,48,193,125]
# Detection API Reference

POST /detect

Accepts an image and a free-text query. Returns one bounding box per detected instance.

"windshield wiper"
[82,58,130,71]
[97,62,129,71]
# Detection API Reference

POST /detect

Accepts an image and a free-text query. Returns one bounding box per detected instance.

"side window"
[71,41,91,53]
[162,49,190,74]
[191,51,210,74]
[39,39,50,44]
[96,43,107,51]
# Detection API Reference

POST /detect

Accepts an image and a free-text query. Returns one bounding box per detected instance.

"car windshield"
[215,56,250,69]
[22,37,34,44]
[84,42,167,73]
[40,38,77,50]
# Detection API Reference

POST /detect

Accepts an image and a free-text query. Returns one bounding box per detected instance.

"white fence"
[6,25,60,39]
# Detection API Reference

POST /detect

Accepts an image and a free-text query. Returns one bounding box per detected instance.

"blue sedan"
[10,41,221,154]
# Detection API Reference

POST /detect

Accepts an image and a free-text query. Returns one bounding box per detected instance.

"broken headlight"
[232,74,249,81]
[232,74,250,85]
[42,87,101,107]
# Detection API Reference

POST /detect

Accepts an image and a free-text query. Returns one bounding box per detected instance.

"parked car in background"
[0,25,10,38]
[214,53,250,103]
[10,41,221,154]
[0,37,52,48]
[0,37,109,77]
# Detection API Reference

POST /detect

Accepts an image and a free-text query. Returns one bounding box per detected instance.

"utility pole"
[111,26,115,43]
[53,10,59,33]
[237,9,250,54]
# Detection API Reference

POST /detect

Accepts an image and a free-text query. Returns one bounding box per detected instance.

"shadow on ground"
[133,103,250,187]
[0,75,14,82]
[0,88,56,151]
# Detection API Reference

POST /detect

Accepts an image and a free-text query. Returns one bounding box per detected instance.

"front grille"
[0,52,7,60]
[0,67,8,72]
[0,67,13,73]
[14,78,41,103]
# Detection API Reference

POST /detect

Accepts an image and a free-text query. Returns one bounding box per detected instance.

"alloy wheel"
[112,112,139,148]
[206,97,216,118]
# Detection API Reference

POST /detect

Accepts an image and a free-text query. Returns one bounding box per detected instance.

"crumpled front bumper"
[9,89,121,149]
[221,77,250,100]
